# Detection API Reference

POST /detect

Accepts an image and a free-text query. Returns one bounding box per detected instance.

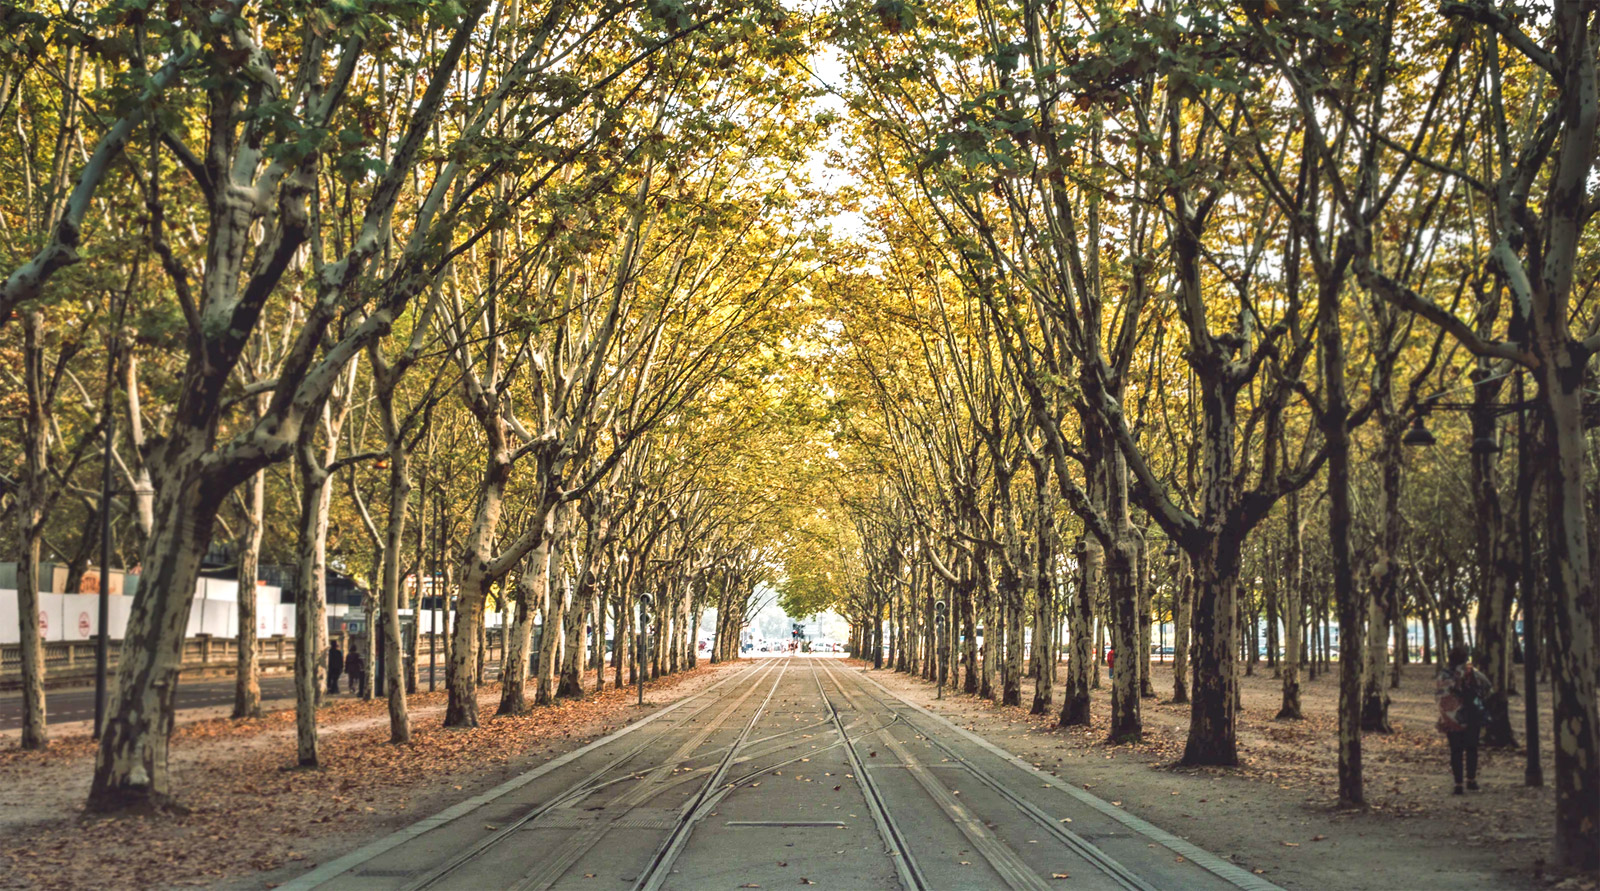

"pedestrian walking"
[347,648,368,699]
[1437,644,1492,795]
[1106,647,1115,673]
[328,642,344,695]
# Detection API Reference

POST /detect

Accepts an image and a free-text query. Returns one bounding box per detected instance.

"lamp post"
[1514,371,1542,787]
[1161,539,1178,665]
[93,346,117,740]
[637,592,653,707]
[430,487,442,692]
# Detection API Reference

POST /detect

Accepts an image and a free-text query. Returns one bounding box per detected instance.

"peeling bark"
[232,468,264,720]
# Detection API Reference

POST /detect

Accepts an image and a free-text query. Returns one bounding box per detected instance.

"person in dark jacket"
[1437,645,1493,795]
[328,642,344,694]
[346,648,368,699]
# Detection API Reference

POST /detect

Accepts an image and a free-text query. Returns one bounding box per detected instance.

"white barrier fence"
[0,581,287,644]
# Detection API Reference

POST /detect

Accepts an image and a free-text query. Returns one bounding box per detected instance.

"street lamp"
[1401,413,1437,446]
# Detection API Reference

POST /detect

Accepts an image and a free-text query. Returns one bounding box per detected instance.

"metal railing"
[0,635,297,687]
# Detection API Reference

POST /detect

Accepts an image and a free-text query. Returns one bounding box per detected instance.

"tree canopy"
[2,0,1598,873]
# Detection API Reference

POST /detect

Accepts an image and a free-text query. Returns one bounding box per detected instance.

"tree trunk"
[1277,492,1304,720]
[444,446,513,728]
[1360,587,1392,732]
[500,539,549,715]
[977,559,997,699]
[535,546,569,705]
[1137,539,1155,699]
[16,529,48,750]
[1001,551,1025,707]
[1030,467,1056,715]
[232,468,265,719]
[959,569,977,693]
[1266,546,1280,676]
[558,575,587,698]
[1538,360,1600,869]
[1321,267,1363,806]
[1362,420,1402,733]
[1107,537,1141,742]
[1059,538,1095,727]
[619,589,633,686]
[88,434,219,810]
[16,310,51,749]
[379,450,412,742]
[1182,528,1241,765]
[293,443,334,768]
[1173,551,1191,704]
[1473,417,1518,743]
[592,590,607,687]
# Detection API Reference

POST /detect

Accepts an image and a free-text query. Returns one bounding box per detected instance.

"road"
[0,663,489,733]
[283,656,1278,891]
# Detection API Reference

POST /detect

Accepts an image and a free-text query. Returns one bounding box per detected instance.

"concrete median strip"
[853,669,1285,891]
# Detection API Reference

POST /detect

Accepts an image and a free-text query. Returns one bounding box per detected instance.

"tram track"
[631,658,792,891]
[300,657,1268,891]
[813,658,928,891]
[401,659,779,891]
[819,660,1159,891]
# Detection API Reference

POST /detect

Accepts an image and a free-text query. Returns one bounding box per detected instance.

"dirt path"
[0,663,736,890]
[866,659,1560,891]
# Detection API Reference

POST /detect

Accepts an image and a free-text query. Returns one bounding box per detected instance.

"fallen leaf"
[1051,874,1070,880]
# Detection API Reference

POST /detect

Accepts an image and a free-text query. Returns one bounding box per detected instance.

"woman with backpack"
[1437,645,1493,795]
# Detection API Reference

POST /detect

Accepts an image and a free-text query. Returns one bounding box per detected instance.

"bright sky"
[805,41,869,239]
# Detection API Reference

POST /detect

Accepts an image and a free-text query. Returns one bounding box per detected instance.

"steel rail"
[820,661,1053,890]
[831,664,1159,891]
[812,659,928,891]
[509,657,790,891]
[632,656,794,891]
[402,658,777,891]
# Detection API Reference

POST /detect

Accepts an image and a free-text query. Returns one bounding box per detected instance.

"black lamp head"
[1402,414,1436,447]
